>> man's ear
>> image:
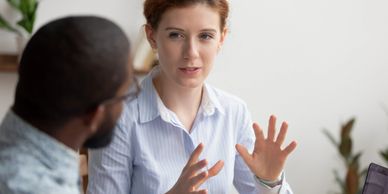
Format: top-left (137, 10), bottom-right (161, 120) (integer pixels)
top-left (145, 24), bottom-right (157, 49)
top-left (83, 105), bottom-right (106, 135)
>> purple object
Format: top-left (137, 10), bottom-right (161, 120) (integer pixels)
top-left (362, 163), bottom-right (388, 194)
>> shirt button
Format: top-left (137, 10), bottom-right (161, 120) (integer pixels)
top-left (205, 108), bottom-right (214, 115)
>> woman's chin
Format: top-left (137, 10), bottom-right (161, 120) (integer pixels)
top-left (176, 78), bottom-right (204, 89)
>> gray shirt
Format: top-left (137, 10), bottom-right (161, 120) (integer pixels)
top-left (0, 110), bottom-right (80, 194)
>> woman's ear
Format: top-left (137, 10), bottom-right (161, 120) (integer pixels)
top-left (145, 24), bottom-right (157, 49)
top-left (84, 105), bottom-right (106, 135)
top-left (218, 27), bottom-right (228, 52)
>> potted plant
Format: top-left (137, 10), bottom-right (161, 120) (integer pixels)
top-left (323, 118), bottom-right (367, 194)
top-left (0, 0), bottom-right (39, 55)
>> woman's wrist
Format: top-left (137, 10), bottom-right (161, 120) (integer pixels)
top-left (255, 175), bottom-right (282, 188)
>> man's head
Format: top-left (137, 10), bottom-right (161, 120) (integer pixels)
top-left (12, 16), bottom-right (135, 149)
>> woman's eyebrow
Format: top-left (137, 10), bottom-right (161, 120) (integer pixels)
top-left (200, 28), bottom-right (217, 33)
top-left (165, 27), bottom-right (217, 34)
top-left (165, 27), bottom-right (184, 31)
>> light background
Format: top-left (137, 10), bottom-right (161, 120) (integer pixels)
top-left (1, 1), bottom-right (388, 194)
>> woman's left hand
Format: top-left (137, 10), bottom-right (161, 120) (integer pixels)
top-left (235, 115), bottom-right (297, 181)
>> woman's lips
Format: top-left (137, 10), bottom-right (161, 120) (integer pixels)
top-left (179, 67), bottom-right (201, 75)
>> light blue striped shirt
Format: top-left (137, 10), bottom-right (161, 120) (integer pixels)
top-left (0, 111), bottom-right (81, 194)
top-left (88, 67), bottom-right (293, 194)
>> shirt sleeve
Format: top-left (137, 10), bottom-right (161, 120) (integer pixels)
top-left (233, 103), bottom-right (294, 194)
top-left (87, 111), bottom-right (133, 194)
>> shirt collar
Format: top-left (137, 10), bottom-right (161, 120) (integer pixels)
top-left (138, 66), bottom-right (225, 124)
top-left (138, 67), bottom-right (161, 123)
top-left (200, 84), bottom-right (225, 116)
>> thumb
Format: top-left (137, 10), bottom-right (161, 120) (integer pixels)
top-left (235, 144), bottom-right (252, 167)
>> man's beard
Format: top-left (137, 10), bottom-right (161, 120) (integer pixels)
top-left (83, 111), bottom-right (116, 149)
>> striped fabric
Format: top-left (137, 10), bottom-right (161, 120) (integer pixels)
top-left (87, 67), bottom-right (293, 194)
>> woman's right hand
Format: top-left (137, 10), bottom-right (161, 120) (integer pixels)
top-left (166, 143), bottom-right (224, 194)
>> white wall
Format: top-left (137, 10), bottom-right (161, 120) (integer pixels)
top-left (1, 1), bottom-right (388, 194)
top-left (211, 1), bottom-right (388, 194)
top-left (0, 0), bottom-right (144, 54)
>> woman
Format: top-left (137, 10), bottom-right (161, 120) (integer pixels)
top-left (88, 1), bottom-right (297, 194)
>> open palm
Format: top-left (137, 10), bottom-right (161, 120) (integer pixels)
top-left (236, 115), bottom-right (297, 181)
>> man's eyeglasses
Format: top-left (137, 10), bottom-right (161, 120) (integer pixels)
top-left (101, 77), bottom-right (141, 105)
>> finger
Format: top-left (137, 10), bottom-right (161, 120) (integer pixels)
top-left (191, 160), bottom-right (223, 189)
top-left (267, 115), bottom-right (277, 141)
top-left (187, 143), bottom-right (204, 166)
top-left (186, 159), bottom-right (208, 177)
top-left (275, 121), bottom-right (288, 145)
top-left (207, 160), bottom-right (224, 177)
top-left (189, 170), bottom-right (208, 189)
top-left (252, 123), bottom-right (265, 142)
top-left (192, 189), bottom-right (208, 194)
top-left (235, 144), bottom-right (252, 167)
top-left (283, 141), bottom-right (297, 156)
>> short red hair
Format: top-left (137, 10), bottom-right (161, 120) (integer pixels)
top-left (144, 0), bottom-right (229, 30)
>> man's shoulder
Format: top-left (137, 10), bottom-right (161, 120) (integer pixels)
top-left (0, 141), bottom-right (49, 178)
top-left (0, 153), bottom-right (45, 194)
top-left (0, 154), bottom-right (77, 194)
top-left (0, 175), bottom-right (74, 194)
top-left (0, 143), bottom-right (43, 176)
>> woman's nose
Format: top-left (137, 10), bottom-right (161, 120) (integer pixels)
top-left (183, 38), bottom-right (199, 60)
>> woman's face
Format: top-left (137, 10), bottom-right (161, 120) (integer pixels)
top-left (146, 4), bottom-right (227, 88)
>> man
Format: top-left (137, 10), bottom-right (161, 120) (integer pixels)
top-left (0, 16), bottom-right (137, 194)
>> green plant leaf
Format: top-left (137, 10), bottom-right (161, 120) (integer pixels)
top-left (323, 129), bottom-right (338, 147)
top-left (18, 0), bottom-right (36, 16)
top-left (7, 0), bottom-right (21, 9)
top-left (338, 118), bottom-right (356, 161)
top-left (17, 19), bottom-right (31, 33)
top-left (380, 149), bottom-right (388, 163)
top-left (359, 167), bottom-right (368, 177)
top-left (20, 0), bottom-right (37, 33)
top-left (0, 15), bottom-right (18, 33)
top-left (334, 169), bottom-right (345, 192)
top-left (339, 138), bottom-right (352, 160)
top-left (9, 0), bottom-right (39, 34)
top-left (350, 152), bottom-right (362, 169)
top-left (341, 118), bottom-right (355, 140)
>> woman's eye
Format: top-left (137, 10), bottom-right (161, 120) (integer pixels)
top-left (168, 32), bottom-right (184, 39)
top-left (199, 33), bottom-right (214, 40)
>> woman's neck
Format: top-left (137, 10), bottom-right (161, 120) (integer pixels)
top-left (153, 74), bottom-right (203, 131)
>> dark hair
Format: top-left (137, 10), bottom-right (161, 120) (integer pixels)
top-left (144, 0), bottom-right (229, 30)
top-left (13, 16), bottom-right (131, 128)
